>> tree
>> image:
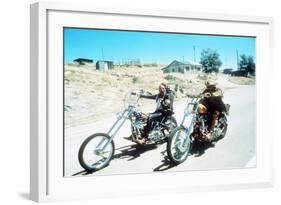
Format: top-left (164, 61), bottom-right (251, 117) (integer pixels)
top-left (239, 54), bottom-right (255, 76)
top-left (199, 49), bottom-right (222, 73)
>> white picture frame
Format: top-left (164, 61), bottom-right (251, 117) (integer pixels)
top-left (30, 2), bottom-right (274, 202)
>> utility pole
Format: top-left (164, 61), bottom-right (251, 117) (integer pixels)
top-left (102, 48), bottom-right (104, 61)
top-left (193, 46), bottom-right (196, 62)
top-left (182, 56), bottom-right (185, 72)
top-left (236, 50), bottom-right (239, 70)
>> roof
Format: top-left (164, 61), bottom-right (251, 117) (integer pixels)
top-left (96, 60), bottom-right (113, 63)
top-left (162, 60), bottom-right (202, 70)
top-left (73, 58), bottom-right (93, 62)
top-left (188, 61), bottom-right (202, 66)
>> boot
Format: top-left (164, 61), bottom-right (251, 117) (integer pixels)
top-left (136, 138), bottom-right (146, 145)
top-left (206, 131), bottom-right (214, 142)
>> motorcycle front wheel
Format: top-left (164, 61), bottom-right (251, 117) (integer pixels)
top-left (167, 126), bottom-right (191, 165)
top-left (78, 133), bottom-right (115, 172)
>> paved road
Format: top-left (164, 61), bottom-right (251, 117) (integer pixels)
top-left (64, 84), bottom-right (256, 177)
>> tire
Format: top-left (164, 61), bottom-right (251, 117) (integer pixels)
top-left (78, 133), bottom-right (115, 172)
top-left (168, 116), bottom-right (178, 129)
top-left (167, 126), bottom-right (191, 165)
top-left (215, 116), bottom-right (228, 140)
top-left (162, 116), bottom-right (178, 143)
top-left (219, 123), bottom-right (228, 139)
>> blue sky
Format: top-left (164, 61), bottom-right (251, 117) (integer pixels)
top-left (64, 28), bottom-right (256, 70)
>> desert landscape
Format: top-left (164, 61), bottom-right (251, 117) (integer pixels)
top-left (64, 63), bottom-right (255, 128)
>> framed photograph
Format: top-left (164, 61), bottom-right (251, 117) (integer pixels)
top-left (30, 2), bottom-right (274, 202)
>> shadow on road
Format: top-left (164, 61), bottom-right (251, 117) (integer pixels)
top-left (72, 166), bottom-right (111, 176)
top-left (72, 170), bottom-right (96, 176)
top-left (153, 141), bottom-right (217, 172)
top-left (72, 144), bottom-right (158, 176)
top-left (190, 141), bottom-right (216, 157)
top-left (72, 141), bottom-right (218, 176)
top-left (153, 154), bottom-right (177, 172)
top-left (113, 143), bottom-right (158, 161)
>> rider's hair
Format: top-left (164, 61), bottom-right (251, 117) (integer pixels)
top-left (159, 83), bottom-right (167, 88)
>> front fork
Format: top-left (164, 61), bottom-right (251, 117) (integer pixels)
top-left (177, 114), bottom-right (195, 152)
top-left (183, 116), bottom-right (195, 148)
top-left (96, 110), bottom-right (129, 152)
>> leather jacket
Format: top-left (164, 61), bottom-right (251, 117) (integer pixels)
top-left (140, 92), bottom-right (174, 115)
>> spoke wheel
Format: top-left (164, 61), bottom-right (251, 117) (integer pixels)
top-left (167, 126), bottom-right (191, 165)
top-left (214, 116), bottom-right (228, 141)
top-left (78, 133), bottom-right (115, 172)
top-left (166, 116), bottom-right (178, 132)
top-left (163, 116), bottom-right (178, 142)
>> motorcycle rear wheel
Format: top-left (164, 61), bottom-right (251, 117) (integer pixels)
top-left (164, 116), bottom-right (178, 140)
top-left (216, 123), bottom-right (228, 140)
top-left (166, 116), bottom-right (177, 129)
top-left (78, 133), bottom-right (115, 172)
top-left (214, 116), bottom-right (228, 141)
top-left (167, 126), bottom-right (191, 165)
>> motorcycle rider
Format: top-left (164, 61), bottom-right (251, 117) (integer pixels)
top-left (137, 83), bottom-right (174, 144)
top-left (198, 81), bottom-right (228, 141)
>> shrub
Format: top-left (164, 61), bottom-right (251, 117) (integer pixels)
top-left (132, 76), bottom-right (140, 83)
top-left (164, 75), bottom-right (177, 82)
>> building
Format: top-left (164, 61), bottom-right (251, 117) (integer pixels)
top-left (162, 60), bottom-right (202, 73)
top-left (122, 59), bottom-right (142, 67)
top-left (96, 60), bottom-right (114, 71)
top-left (230, 69), bottom-right (249, 77)
top-left (223, 68), bottom-right (233, 74)
top-left (73, 58), bottom-right (93, 65)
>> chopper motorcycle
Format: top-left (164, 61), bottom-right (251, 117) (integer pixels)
top-left (78, 91), bottom-right (177, 172)
top-left (166, 94), bottom-right (229, 165)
